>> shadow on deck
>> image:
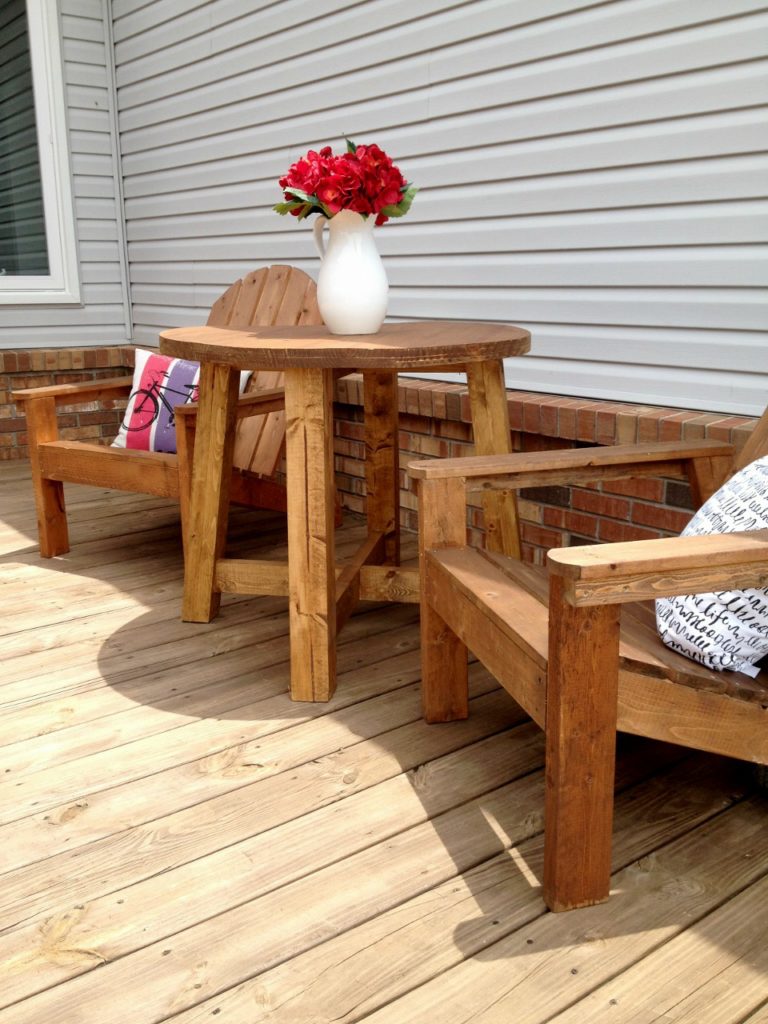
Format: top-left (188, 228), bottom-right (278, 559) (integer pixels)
top-left (1, 461), bottom-right (767, 1024)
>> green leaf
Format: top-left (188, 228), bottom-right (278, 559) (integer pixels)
top-left (283, 186), bottom-right (316, 205)
top-left (273, 200), bottom-right (304, 216)
top-left (345, 137), bottom-right (357, 154)
top-left (379, 183), bottom-right (419, 219)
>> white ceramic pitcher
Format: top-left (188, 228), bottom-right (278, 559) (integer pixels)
top-left (313, 210), bottom-right (388, 335)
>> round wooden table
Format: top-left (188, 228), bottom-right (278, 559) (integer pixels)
top-left (160, 320), bottom-right (530, 702)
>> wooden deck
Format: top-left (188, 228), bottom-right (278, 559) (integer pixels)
top-left (1, 459), bottom-right (767, 1024)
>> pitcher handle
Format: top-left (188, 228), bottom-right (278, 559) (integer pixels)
top-left (313, 216), bottom-right (327, 258)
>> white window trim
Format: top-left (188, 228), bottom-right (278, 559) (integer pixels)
top-left (1, 0), bottom-right (80, 305)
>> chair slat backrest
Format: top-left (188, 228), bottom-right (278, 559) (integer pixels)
top-left (206, 265), bottom-right (322, 477)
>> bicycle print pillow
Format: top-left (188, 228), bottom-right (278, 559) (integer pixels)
top-left (112, 349), bottom-right (250, 454)
top-left (112, 350), bottom-right (201, 453)
top-left (655, 455), bottom-right (768, 677)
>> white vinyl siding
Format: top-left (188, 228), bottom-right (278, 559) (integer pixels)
top-left (114, 0), bottom-right (768, 414)
top-left (0, 0), bottom-right (129, 345)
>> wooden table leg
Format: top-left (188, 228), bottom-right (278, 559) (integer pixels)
top-left (466, 359), bottom-right (521, 557)
top-left (284, 367), bottom-right (337, 702)
top-left (181, 361), bottom-right (240, 622)
top-left (363, 369), bottom-right (400, 564)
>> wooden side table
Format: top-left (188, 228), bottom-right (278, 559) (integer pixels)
top-left (160, 320), bottom-right (531, 702)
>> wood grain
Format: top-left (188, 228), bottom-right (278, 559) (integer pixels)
top-left (466, 358), bottom-right (520, 557)
top-left (160, 320), bottom-right (530, 370)
top-left (181, 362), bottom-right (240, 622)
top-left (407, 439), bottom-right (734, 480)
top-left (284, 367), bottom-right (337, 701)
top-left (2, 464), bottom-right (766, 1024)
top-left (544, 575), bottom-right (620, 910)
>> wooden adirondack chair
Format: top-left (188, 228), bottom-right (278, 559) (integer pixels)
top-left (13, 265), bottom-right (322, 557)
top-left (409, 411), bottom-right (768, 913)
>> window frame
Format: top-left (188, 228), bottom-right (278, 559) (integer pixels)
top-left (1, 0), bottom-right (80, 305)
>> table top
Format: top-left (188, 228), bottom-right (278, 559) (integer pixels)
top-left (159, 320), bottom-right (530, 371)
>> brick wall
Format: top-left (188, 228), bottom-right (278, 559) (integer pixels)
top-left (1, 347), bottom-right (134, 460)
top-left (3, 351), bottom-right (756, 564)
top-left (333, 374), bottom-right (756, 565)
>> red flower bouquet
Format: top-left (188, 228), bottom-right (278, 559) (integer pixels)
top-left (274, 140), bottom-right (417, 226)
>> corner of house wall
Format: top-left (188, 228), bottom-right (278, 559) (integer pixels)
top-left (101, 0), bottom-right (133, 344)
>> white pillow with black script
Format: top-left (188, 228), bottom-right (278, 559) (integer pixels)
top-left (655, 456), bottom-right (768, 678)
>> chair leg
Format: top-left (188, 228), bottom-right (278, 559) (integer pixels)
top-left (418, 477), bottom-right (469, 722)
top-left (25, 397), bottom-right (69, 557)
top-left (420, 591), bottom-right (469, 722)
top-left (544, 576), bottom-right (620, 911)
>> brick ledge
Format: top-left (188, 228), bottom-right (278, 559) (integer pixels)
top-left (335, 374), bottom-right (756, 450)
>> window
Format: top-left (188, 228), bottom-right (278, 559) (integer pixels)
top-left (0, 0), bottom-right (80, 303)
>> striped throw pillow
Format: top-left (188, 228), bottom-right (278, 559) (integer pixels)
top-left (112, 349), bottom-right (250, 454)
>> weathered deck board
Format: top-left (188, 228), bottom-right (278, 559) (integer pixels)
top-left (0, 463), bottom-right (766, 1024)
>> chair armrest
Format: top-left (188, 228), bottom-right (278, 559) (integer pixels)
top-left (12, 376), bottom-right (134, 406)
top-left (548, 528), bottom-right (768, 606)
top-left (408, 439), bottom-right (734, 491)
top-left (174, 387), bottom-right (285, 423)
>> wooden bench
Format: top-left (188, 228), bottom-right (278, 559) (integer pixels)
top-left (410, 422), bottom-right (768, 912)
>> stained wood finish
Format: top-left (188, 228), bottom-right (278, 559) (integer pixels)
top-left (24, 397), bottom-right (69, 557)
top-left (181, 363), bottom-right (240, 622)
top-left (410, 419), bottom-right (768, 912)
top-left (166, 319), bottom-right (527, 702)
top-left (206, 265), bottom-right (324, 479)
top-left (160, 320), bottom-right (530, 369)
top-left (548, 528), bottom-right (768, 605)
top-left (407, 439), bottom-right (735, 480)
top-left (363, 370), bottom-right (400, 564)
top-left (11, 375), bottom-right (134, 404)
top-left (545, 577), bottom-right (619, 910)
top-left (284, 367), bottom-right (338, 702)
top-left (14, 266), bottom-right (320, 559)
top-left (2, 466), bottom-right (767, 1024)
top-left (466, 359), bottom-right (520, 556)
top-left (419, 478), bottom-right (470, 722)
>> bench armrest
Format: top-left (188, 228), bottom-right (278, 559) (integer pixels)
top-left (408, 440), bottom-right (734, 489)
top-left (12, 376), bottom-right (134, 406)
top-left (174, 387), bottom-right (285, 423)
top-left (548, 528), bottom-right (768, 606)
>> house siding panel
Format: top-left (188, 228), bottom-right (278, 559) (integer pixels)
top-left (113, 0), bottom-right (767, 413)
top-left (0, 0), bottom-right (130, 348)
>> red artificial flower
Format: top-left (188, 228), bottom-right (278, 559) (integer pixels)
top-left (274, 141), bottom-right (416, 225)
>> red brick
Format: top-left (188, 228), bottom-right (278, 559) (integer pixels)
top-left (521, 399), bottom-right (541, 435)
top-left (705, 416), bottom-right (749, 442)
top-left (572, 489), bottom-right (631, 520)
top-left (431, 389), bottom-right (447, 420)
top-left (539, 400), bottom-right (559, 437)
top-left (637, 415), bottom-right (661, 443)
top-left (444, 389), bottom-right (463, 421)
top-left (576, 406), bottom-right (596, 441)
top-left (436, 419), bottom-right (472, 442)
top-left (598, 520), bottom-right (661, 543)
top-left (603, 476), bottom-right (665, 502)
top-left (631, 502), bottom-right (692, 534)
top-left (521, 523), bottom-right (563, 550)
top-left (595, 410), bottom-right (617, 445)
top-left (506, 399), bottom-right (523, 432)
top-left (658, 411), bottom-right (701, 441)
top-left (563, 510), bottom-right (599, 537)
top-left (542, 506), bottom-right (566, 529)
top-left (1, 416), bottom-right (27, 432)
